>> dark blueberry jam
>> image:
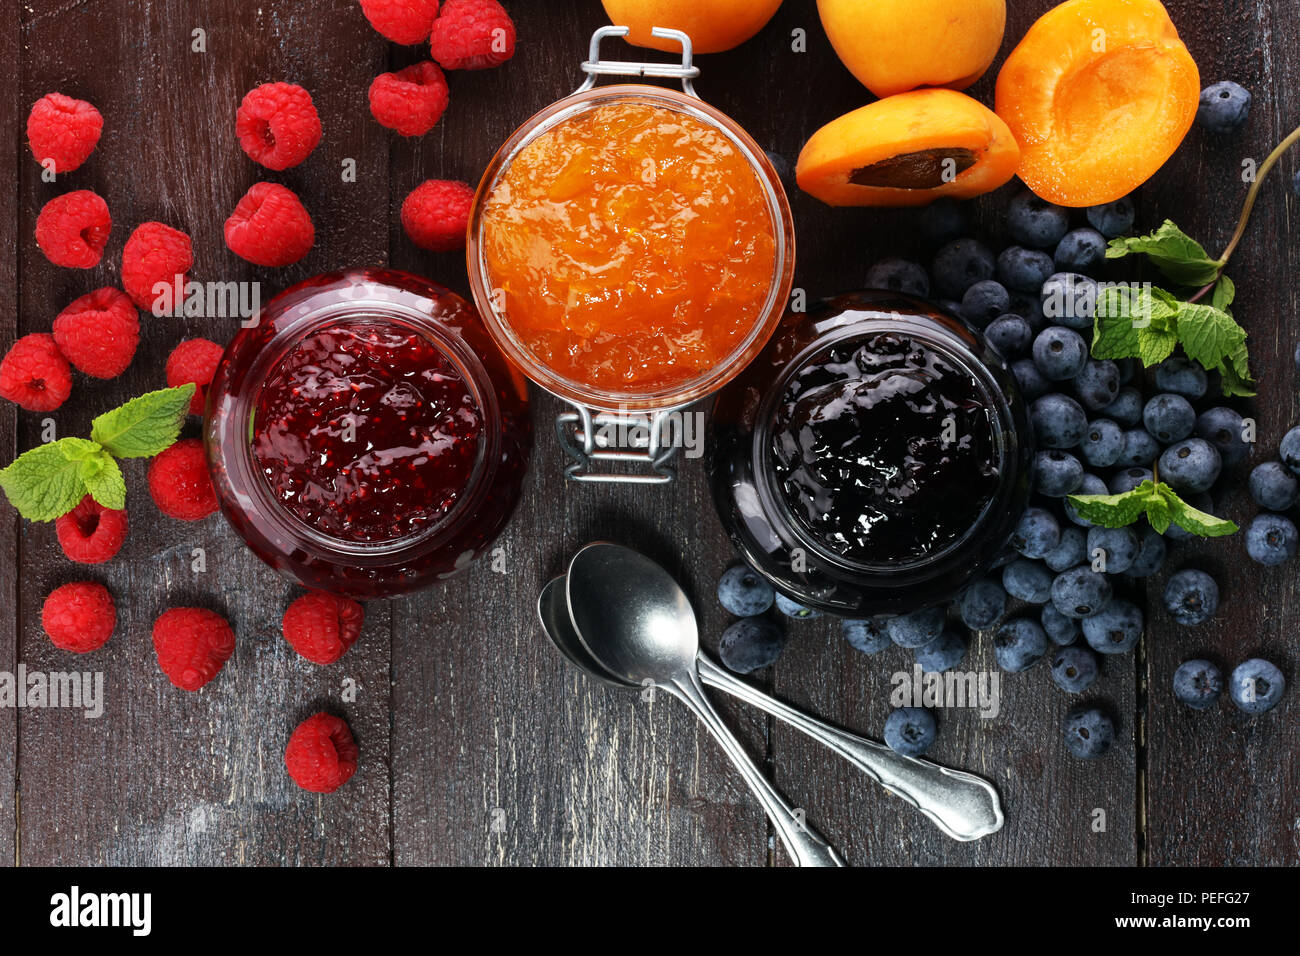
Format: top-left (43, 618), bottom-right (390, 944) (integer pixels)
top-left (251, 321), bottom-right (482, 543)
top-left (769, 331), bottom-right (1000, 564)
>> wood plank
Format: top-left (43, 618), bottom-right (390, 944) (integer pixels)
top-left (14, 0), bottom-right (393, 865)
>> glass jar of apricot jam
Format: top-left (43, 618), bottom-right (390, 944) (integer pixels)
top-left (467, 27), bottom-right (795, 482)
top-left (709, 291), bottom-right (1033, 617)
top-left (204, 269), bottom-right (532, 599)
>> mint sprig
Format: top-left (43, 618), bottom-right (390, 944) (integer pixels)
top-left (0, 384), bottom-right (195, 522)
top-left (1106, 220), bottom-right (1224, 287)
top-left (1068, 480), bottom-right (1238, 539)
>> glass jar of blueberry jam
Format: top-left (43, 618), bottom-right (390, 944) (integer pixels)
top-left (205, 269), bottom-right (531, 599)
top-left (709, 290), bottom-right (1032, 616)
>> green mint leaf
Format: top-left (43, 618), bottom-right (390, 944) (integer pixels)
top-left (1105, 220), bottom-right (1223, 287)
top-left (1219, 340), bottom-right (1257, 397)
top-left (1157, 483), bottom-right (1238, 538)
top-left (90, 384), bottom-right (196, 459)
top-left (1177, 302), bottom-right (1247, 372)
top-left (0, 438), bottom-right (98, 521)
top-left (1137, 326), bottom-right (1178, 366)
top-left (1211, 275), bottom-right (1236, 312)
top-left (1066, 485), bottom-right (1155, 529)
top-left (80, 452), bottom-right (126, 511)
top-left (1145, 494), bottom-right (1172, 534)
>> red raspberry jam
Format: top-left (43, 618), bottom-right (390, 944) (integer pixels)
top-left (205, 269), bottom-right (531, 599)
top-left (252, 322), bottom-right (483, 543)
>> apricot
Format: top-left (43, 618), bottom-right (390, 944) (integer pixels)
top-left (601, 0), bottom-right (783, 54)
top-left (796, 89), bottom-right (1021, 208)
top-left (817, 0), bottom-right (1006, 98)
top-left (995, 0), bottom-right (1200, 207)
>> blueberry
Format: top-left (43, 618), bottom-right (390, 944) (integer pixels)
top-left (1249, 461), bottom-right (1298, 511)
top-left (1044, 526), bottom-right (1088, 573)
top-left (1081, 599), bottom-right (1143, 654)
top-left (1159, 438), bottom-right (1222, 496)
top-left (1051, 646), bottom-right (1100, 693)
top-left (1007, 189), bottom-right (1070, 248)
top-left (1054, 228), bottom-right (1108, 274)
top-left (1086, 197), bottom-right (1136, 238)
top-left (1195, 406), bottom-right (1249, 467)
top-left (997, 246), bottom-right (1056, 293)
top-left (1051, 566), bottom-right (1113, 619)
top-left (1041, 602), bottom-right (1082, 645)
top-left (764, 150), bottom-right (795, 190)
top-left (1065, 473), bottom-right (1108, 527)
top-left (1163, 569), bottom-right (1219, 626)
top-left (932, 238), bottom-right (997, 298)
top-left (1143, 393), bottom-right (1196, 444)
top-left (1029, 393), bottom-right (1088, 449)
top-left (914, 627), bottom-right (968, 672)
top-left (993, 616), bottom-right (1049, 672)
top-left (865, 257), bottom-right (931, 298)
top-left (961, 279), bottom-right (1011, 328)
top-left (1002, 559), bottom-right (1054, 604)
top-left (775, 593), bottom-right (821, 620)
top-left (1007, 291), bottom-right (1047, 331)
top-left (1080, 418), bottom-right (1124, 468)
top-left (887, 605), bottom-right (946, 648)
top-left (1063, 704), bottom-right (1115, 759)
top-left (1033, 327), bottom-right (1089, 381)
top-left (1228, 658), bottom-right (1286, 715)
top-left (1173, 659), bottom-right (1224, 711)
top-left (1073, 360), bottom-right (1121, 411)
top-left (1102, 387), bottom-right (1143, 428)
top-left (1127, 527), bottom-right (1167, 578)
top-left (884, 707), bottom-right (938, 757)
top-left (935, 299), bottom-right (966, 320)
top-left (1117, 429), bottom-right (1161, 467)
top-left (1011, 357), bottom-right (1049, 400)
top-left (1086, 526), bottom-right (1140, 574)
top-left (986, 315), bottom-right (1033, 358)
top-left (1115, 358), bottom-right (1139, 386)
top-left (718, 617), bottom-right (786, 674)
top-left (919, 198), bottom-right (970, 246)
top-left (1040, 273), bottom-right (1097, 331)
top-left (1279, 426), bottom-right (1300, 475)
top-left (1198, 80), bottom-right (1252, 134)
top-left (1155, 357), bottom-right (1208, 400)
top-left (1034, 450), bottom-right (1084, 497)
top-left (717, 564), bottom-right (776, 617)
top-left (1108, 466), bottom-right (1154, 495)
top-left (1246, 512), bottom-right (1299, 566)
top-left (842, 617), bottom-right (893, 655)
top-left (1011, 506), bottom-right (1062, 559)
top-left (958, 577), bottom-right (1007, 630)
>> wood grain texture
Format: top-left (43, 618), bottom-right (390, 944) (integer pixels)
top-left (1, 0), bottom-right (1297, 867)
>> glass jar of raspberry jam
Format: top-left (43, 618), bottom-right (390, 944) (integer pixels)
top-left (709, 291), bottom-right (1033, 617)
top-left (205, 269), bottom-right (531, 599)
top-left (466, 27), bottom-right (795, 482)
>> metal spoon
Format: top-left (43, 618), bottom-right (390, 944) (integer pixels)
top-left (564, 545), bottom-right (845, 867)
top-left (557, 543), bottom-right (1005, 843)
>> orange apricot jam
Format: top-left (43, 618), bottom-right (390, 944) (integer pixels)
top-left (481, 100), bottom-right (778, 396)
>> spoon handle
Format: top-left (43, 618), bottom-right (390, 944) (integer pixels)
top-left (697, 655), bottom-right (1004, 843)
top-left (668, 671), bottom-right (846, 867)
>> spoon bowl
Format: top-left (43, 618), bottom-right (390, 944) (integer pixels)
top-left (537, 576), bottom-right (630, 688)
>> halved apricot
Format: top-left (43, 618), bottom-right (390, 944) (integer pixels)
top-left (796, 89), bottom-right (1021, 207)
top-left (995, 0), bottom-right (1200, 207)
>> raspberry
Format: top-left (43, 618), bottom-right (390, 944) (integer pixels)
top-left (152, 606), bottom-right (235, 691)
top-left (27, 93), bottom-right (103, 174)
top-left (52, 288), bottom-right (140, 379)
top-left (284, 712), bottom-right (358, 793)
top-left (400, 179), bottom-right (474, 252)
top-left (55, 496), bottom-right (129, 564)
top-left (147, 438), bottom-right (218, 521)
top-left (0, 334), bottom-right (72, 411)
top-left (368, 61), bottom-right (450, 136)
top-left (165, 338), bottom-right (225, 415)
top-left (224, 182), bottom-right (315, 267)
top-left (430, 0), bottom-right (515, 70)
top-left (122, 222), bottom-right (194, 313)
top-left (35, 190), bottom-right (111, 268)
top-left (235, 82), bottom-right (322, 171)
top-left (282, 591), bottom-right (365, 665)
top-left (359, 0), bottom-right (440, 44)
top-left (42, 582), bottom-right (116, 653)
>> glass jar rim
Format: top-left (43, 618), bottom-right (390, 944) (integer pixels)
top-left (466, 84), bottom-right (796, 413)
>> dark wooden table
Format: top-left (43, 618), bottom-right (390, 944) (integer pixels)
top-left (2, 0), bottom-right (1296, 867)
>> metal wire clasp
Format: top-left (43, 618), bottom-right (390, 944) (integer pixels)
top-left (555, 407), bottom-right (681, 484)
top-left (577, 25), bottom-right (701, 98)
